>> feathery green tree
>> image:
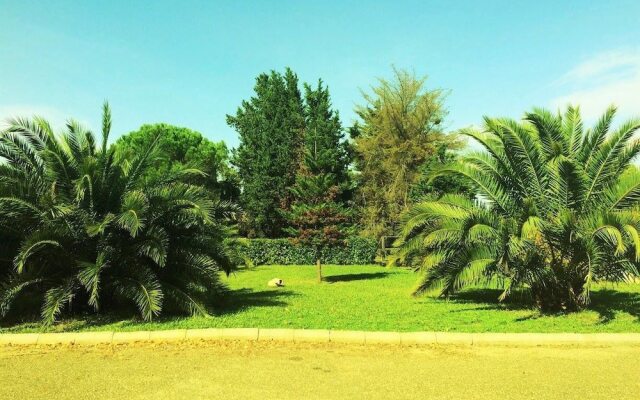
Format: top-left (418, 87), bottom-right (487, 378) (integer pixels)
top-left (394, 106), bottom-right (640, 311)
top-left (352, 67), bottom-right (457, 238)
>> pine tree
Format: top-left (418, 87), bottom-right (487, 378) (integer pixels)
top-left (287, 153), bottom-right (352, 282)
top-left (284, 80), bottom-right (354, 281)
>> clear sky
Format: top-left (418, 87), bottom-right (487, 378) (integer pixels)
top-left (1, 0), bottom-right (639, 147)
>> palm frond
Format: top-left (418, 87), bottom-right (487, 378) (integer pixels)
top-left (41, 279), bottom-right (76, 325)
top-left (101, 101), bottom-right (112, 154)
top-left (77, 254), bottom-right (108, 310)
top-left (116, 268), bottom-right (163, 321)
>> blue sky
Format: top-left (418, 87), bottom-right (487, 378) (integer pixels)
top-left (1, 0), bottom-right (639, 147)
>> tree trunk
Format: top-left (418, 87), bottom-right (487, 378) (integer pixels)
top-left (316, 258), bottom-right (322, 283)
top-left (531, 281), bottom-right (584, 312)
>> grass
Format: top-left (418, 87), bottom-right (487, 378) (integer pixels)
top-left (2, 264), bottom-right (640, 333)
top-left (1, 341), bottom-right (639, 399)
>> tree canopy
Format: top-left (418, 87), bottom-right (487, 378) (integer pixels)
top-left (352, 67), bottom-right (460, 238)
top-left (228, 68), bottom-right (305, 238)
top-left (302, 79), bottom-right (351, 194)
top-left (409, 144), bottom-right (473, 202)
top-left (228, 69), bottom-right (351, 238)
top-left (114, 123), bottom-right (239, 202)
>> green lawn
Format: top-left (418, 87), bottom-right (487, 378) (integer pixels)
top-left (2, 264), bottom-right (640, 333)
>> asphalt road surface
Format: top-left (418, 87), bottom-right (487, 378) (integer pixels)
top-left (1, 340), bottom-right (638, 399)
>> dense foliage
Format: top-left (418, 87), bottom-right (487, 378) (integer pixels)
top-left (302, 80), bottom-right (352, 196)
top-left (3, 65), bottom-right (639, 326)
top-left (287, 155), bottom-right (353, 281)
top-left (352, 68), bottom-right (460, 238)
top-left (409, 144), bottom-right (473, 202)
top-left (242, 237), bottom-right (377, 266)
top-left (0, 105), bottom-right (237, 324)
top-left (284, 80), bottom-right (354, 279)
top-left (227, 68), bottom-right (305, 237)
top-left (394, 106), bottom-right (640, 311)
top-left (115, 124), bottom-right (240, 202)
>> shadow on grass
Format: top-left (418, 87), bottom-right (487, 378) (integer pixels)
top-left (0, 288), bottom-right (296, 332)
top-left (212, 288), bottom-right (296, 316)
top-left (589, 290), bottom-right (640, 324)
top-left (0, 310), bottom-right (142, 332)
top-left (449, 289), bottom-right (534, 311)
top-left (448, 288), bottom-right (640, 324)
top-left (324, 272), bottom-right (389, 283)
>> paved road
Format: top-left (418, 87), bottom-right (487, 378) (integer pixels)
top-left (1, 341), bottom-right (638, 399)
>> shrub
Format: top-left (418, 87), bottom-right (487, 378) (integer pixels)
top-left (394, 106), bottom-right (640, 311)
top-left (242, 237), bottom-right (377, 265)
top-left (0, 104), bottom-right (237, 324)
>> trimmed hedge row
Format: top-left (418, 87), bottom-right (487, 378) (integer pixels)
top-left (241, 237), bottom-right (378, 265)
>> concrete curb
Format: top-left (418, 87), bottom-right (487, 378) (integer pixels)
top-left (1, 329), bottom-right (640, 347)
top-left (293, 329), bottom-right (330, 342)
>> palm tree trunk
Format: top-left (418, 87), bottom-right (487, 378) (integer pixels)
top-left (531, 280), bottom-right (584, 312)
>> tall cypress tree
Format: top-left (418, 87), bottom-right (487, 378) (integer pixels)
top-left (302, 80), bottom-right (351, 190)
top-left (285, 81), bottom-right (353, 280)
top-left (227, 68), bottom-right (304, 237)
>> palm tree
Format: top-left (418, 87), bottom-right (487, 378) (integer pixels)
top-left (393, 106), bottom-right (640, 311)
top-left (0, 103), bottom-right (237, 324)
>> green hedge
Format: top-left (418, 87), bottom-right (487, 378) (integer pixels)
top-left (242, 237), bottom-right (378, 265)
